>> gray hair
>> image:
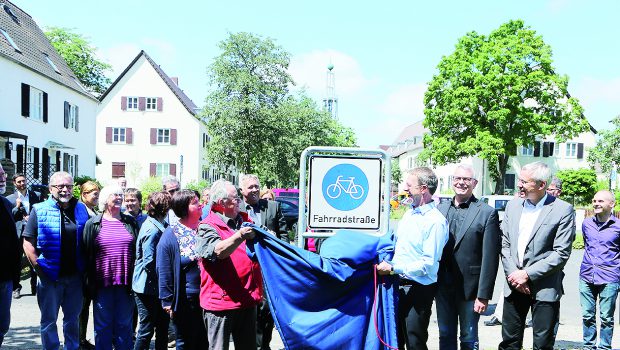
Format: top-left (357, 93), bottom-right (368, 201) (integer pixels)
top-left (410, 167), bottom-right (439, 195)
top-left (454, 163), bottom-right (477, 180)
top-left (239, 174), bottom-right (260, 188)
top-left (549, 177), bottom-right (562, 189)
top-left (210, 179), bottom-right (234, 204)
top-left (521, 161), bottom-right (551, 185)
top-left (161, 175), bottom-right (179, 190)
top-left (49, 171), bottom-right (73, 186)
top-left (99, 185), bottom-right (124, 212)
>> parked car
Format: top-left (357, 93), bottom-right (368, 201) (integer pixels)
top-left (480, 195), bottom-right (514, 222)
top-left (275, 197), bottom-right (299, 231)
top-left (434, 194), bottom-right (453, 205)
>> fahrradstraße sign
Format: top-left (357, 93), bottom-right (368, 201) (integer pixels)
top-left (308, 156), bottom-right (381, 230)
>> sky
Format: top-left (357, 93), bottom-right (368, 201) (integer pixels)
top-left (14, 0), bottom-right (620, 148)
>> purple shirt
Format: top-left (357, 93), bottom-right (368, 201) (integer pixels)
top-left (95, 218), bottom-right (135, 288)
top-left (580, 215), bottom-right (620, 284)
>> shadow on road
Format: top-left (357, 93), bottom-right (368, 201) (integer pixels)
top-left (554, 339), bottom-right (583, 349)
top-left (3, 325), bottom-right (41, 349)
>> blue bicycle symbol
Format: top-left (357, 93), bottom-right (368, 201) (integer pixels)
top-left (326, 176), bottom-right (365, 200)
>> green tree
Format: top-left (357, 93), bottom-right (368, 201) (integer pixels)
top-left (391, 159), bottom-right (402, 190)
top-left (588, 115), bottom-right (620, 177)
top-left (421, 20), bottom-right (589, 194)
top-left (555, 168), bottom-right (597, 206)
top-left (45, 27), bottom-right (112, 95)
top-left (139, 176), bottom-right (163, 207)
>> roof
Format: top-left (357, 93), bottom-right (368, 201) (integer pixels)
top-left (0, 0), bottom-right (96, 100)
top-left (99, 50), bottom-right (198, 115)
top-left (392, 120), bottom-right (428, 144)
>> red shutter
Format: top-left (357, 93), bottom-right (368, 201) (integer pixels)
top-left (150, 163), bottom-right (156, 177)
top-left (150, 128), bottom-right (157, 144)
top-left (138, 97), bottom-right (146, 111)
top-left (112, 162), bottom-right (126, 178)
top-left (171, 129), bottom-right (177, 145)
top-left (170, 163), bottom-right (176, 176)
top-left (121, 96), bottom-right (127, 111)
top-left (126, 128), bottom-right (133, 144)
top-left (106, 127), bottom-right (112, 143)
top-left (157, 97), bottom-right (163, 112)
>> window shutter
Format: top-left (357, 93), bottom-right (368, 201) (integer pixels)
top-left (16, 144), bottom-right (24, 172)
top-left (150, 163), bottom-right (156, 177)
top-left (21, 83), bottom-right (30, 117)
top-left (74, 154), bottom-right (78, 177)
top-left (75, 106), bottom-right (79, 132)
top-left (171, 129), bottom-right (177, 145)
top-left (55, 151), bottom-right (61, 171)
top-left (542, 142), bottom-right (549, 157)
top-left (42, 92), bottom-right (48, 123)
top-left (577, 143), bottom-right (584, 159)
top-left (3, 143), bottom-right (9, 159)
top-left (170, 163), bottom-right (176, 176)
top-left (150, 128), bottom-right (156, 144)
top-left (138, 97), bottom-right (146, 111)
top-left (112, 162), bottom-right (126, 178)
top-left (42, 148), bottom-right (49, 183)
top-left (64, 101), bottom-right (70, 128)
top-left (548, 142), bottom-right (555, 156)
top-left (106, 127), bottom-right (112, 143)
top-left (33, 147), bottom-right (40, 178)
top-left (157, 97), bottom-right (163, 111)
top-left (63, 153), bottom-right (69, 171)
top-left (533, 142), bottom-right (540, 157)
top-left (121, 96), bottom-right (127, 111)
top-left (126, 128), bottom-right (133, 144)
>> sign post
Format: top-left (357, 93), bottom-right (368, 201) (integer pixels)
top-left (297, 147), bottom-right (391, 248)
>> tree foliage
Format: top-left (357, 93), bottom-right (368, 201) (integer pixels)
top-left (202, 32), bottom-right (356, 187)
top-left (555, 168), bottom-right (597, 207)
top-left (45, 27), bottom-right (112, 95)
top-left (588, 115), bottom-right (620, 174)
top-left (391, 159), bottom-right (402, 189)
top-left (421, 20), bottom-right (589, 194)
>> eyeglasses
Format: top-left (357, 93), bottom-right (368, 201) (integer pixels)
top-left (452, 176), bottom-right (475, 184)
top-left (166, 188), bottom-right (179, 194)
top-left (228, 196), bottom-right (241, 202)
top-left (51, 184), bottom-right (74, 190)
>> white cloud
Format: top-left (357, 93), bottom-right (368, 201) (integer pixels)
top-left (378, 84), bottom-right (427, 119)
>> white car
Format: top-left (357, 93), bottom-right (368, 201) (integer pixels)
top-left (480, 195), bottom-right (514, 223)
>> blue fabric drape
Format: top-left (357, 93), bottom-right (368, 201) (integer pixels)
top-left (246, 224), bottom-right (398, 350)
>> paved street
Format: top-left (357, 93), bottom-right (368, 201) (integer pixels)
top-left (3, 249), bottom-right (618, 349)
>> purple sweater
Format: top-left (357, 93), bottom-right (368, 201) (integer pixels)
top-left (95, 218), bottom-right (135, 287)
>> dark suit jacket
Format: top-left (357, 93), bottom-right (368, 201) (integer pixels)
top-left (437, 196), bottom-right (501, 301)
top-left (0, 196), bottom-right (20, 284)
top-left (241, 199), bottom-right (288, 241)
top-left (501, 195), bottom-right (575, 302)
top-left (6, 190), bottom-right (42, 237)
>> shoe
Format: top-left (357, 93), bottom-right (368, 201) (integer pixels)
top-left (80, 340), bottom-right (95, 350)
top-left (484, 316), bottom-right (501, 326)
top-left (525, 318), bottom-right (532, 328)
top-left (12, 289), bottom-right (21, 299)
top-left (168, 340), bottom-right (176, 348)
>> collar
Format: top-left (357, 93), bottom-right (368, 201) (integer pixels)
top-left (451, 195), bottom-right (476, 208)
top-left (146, 216), bottom-right (167, 232)
top-left (412, 200), bottom-right (437, 214)
top-left (524, 194), bottom-right (547, 209)
top-left (594, 214), bottom-right (617, 227)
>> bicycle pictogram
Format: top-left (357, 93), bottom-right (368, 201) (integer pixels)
top-left (326, 175), bottom-right (365, 200)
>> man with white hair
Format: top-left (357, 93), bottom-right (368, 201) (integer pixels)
top-left (22, 171), bottom-right (90, 350)
top-left (499, 161), bottom-right (575, 350)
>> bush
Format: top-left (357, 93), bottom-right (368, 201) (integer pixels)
top-left (390, 205), bottom-right (407, 220)
top-left (572, 232), bottom-right (584, 249)
top-left (139, 176), bottom-right (163, 207)
top-left (556, 169), bottom-right (597, 207)
top-left (185, 179), bottom-right (210, 193)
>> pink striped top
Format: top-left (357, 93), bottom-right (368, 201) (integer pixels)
top-left (95, 218), bottom-right (134, 288)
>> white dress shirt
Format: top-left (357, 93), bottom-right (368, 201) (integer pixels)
top-left (517, 194), bottom-right (548, 266)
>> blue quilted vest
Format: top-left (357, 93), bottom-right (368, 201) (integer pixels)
top-left (34, 198), bottom-right (89, 281)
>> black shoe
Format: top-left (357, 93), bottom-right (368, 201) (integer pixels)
top-left (484, 316), bottom-right (502, 326)
top-left (80, 340), bottom-right (95, 350)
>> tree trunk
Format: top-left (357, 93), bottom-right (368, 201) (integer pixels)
top-left (493, 155), bottom-right (510, 194)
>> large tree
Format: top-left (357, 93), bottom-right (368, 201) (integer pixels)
top-left (421, 20), bottom-right (589, 193)
top-left (44, 27), bottom-right (112, 95)
top-left (588, 115), bottom-right (620, 176)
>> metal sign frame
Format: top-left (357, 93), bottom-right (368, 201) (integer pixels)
top-left (297, 146), bottom-right (391, 248)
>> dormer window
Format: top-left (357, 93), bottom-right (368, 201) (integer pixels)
top-left (43, 53), bottom-right (61, 74)
top-left (0, 28), bottom-right (20, 52)
top-left (3, 4), bottom-right (19, 24)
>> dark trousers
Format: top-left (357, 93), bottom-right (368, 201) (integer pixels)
top-left (203, 307), bottom-right (257, 350)
top-left (134, 293), bottom-right (170, 350)
top-left (174, 295), bottom-right (208, 350)
top-left (498, 292), bottom-right (560, 350)
top-left (14, 251), bottom-right (37, 293)
top-left (79, 294), bottom-right (92, 343)
top-left (256, 298), bottom-right (274, 350)
top-left (398, 281), bottom-right (438, 350)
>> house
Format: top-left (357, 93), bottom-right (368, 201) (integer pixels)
top-left (387, 120), bottom-right (597, 196)
top-left (0, 0), bottom-right (99, 186)
top-left (96, 50), bottom-right (234, 187)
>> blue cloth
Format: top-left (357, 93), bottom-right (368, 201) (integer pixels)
top-left (93, 285), bottom-right (134, 350)
top-left (580, 280), bottom-right (619, 350)
top-left (156, 227), bottom-right (181, 311)
top-left (0, 280), bottom-right (11, 346)
top-left (391, 201), bottom-right (448, 285)
top-left (246, 225), bottom-right (398, 350)
top-left (133, 216), bottom-right (168, 295)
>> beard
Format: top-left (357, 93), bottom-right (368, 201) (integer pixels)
top-left (55, 194), bottom-right (72, 203)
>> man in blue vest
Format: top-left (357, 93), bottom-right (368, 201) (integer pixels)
top-left (23, 171), bottom-right (90, 350)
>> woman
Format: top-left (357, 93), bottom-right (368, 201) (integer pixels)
top-left (83, 185), bottom-right (139, 350)
top-left (133, 191), bottom-right (171, 350)
top-left (260, 188), bottom-right (275, 201)
top-left (156, 190), bottom-right (207, 350)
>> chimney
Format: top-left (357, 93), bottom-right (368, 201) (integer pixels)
top-left (171, 77), bottom-right (179, 86)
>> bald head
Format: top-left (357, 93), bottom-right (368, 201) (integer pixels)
top-left (592, 190), bottom-right (616, 220)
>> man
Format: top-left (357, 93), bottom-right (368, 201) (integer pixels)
top-left (162, 176), bottom-right (180, 226)
top-left (377, 167), bottom-right (449, 350)
top-left (0, 164), bottom-right (21, 347)
top-left (117, 177), bottom-right (127, 191)
top-left (579, 190), bottom-right (620, 350)
top-left (499, 161), bottom-right (575, 350)
top-left (239, 174), bottom-right (287, 350)
top-left (546, 177), bottom-right (562, 198)
top-left (196, 179), bottom-right (262, 350)
top-left (22, 171), bottom-right (90, 350)
top-left (6, 173), bottom-right (42, 298)
top-left (201, 186), bottom-right (211, 219)
top-left (123, 187), bottom-right (147, 228)
top-left (436, 164), bottom-right (501, 350)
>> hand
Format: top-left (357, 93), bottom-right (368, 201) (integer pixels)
top-left (163, 306), bottom-right (174, 319)
top-left (15, 198), bottom-right (21, 208)
top-left (507, 270), bottom-right (529, 287)
top-left (376, 261), bottom-right (393, 276)
top-left (473, 298), bottom-right (488, 314)
top-left (515, 284), bottom-right (531, 295)
top-left (238, 227), bottom-right (255, 240)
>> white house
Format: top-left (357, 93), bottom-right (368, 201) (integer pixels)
top-left (96, 50), bottom-right (233, 187)
top-left (0, 0), bottom-right (98, 185)
top-left (386, 120), bottom-right (597, 196)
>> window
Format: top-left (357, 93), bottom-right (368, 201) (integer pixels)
top-left (554, 143), bottom-right (561, 157)
top-left (504, 174), bottom-right (516, 190)
top-left (43, 53), bottom-right (61, 74)
top-left (0, 28), bottom-right (20, 52)
top-left (565, 143), bottom-right (577, 157)
top-left (157, 129), bottom-right (170, 144)
top-left (146, 97), bottom-right (157, 111)
top-left (202, 133), bottom-right (210, 148)
top-left (112, 162), bottom-right (126, 178)
top-left (202, 167), bottom-right (209, 180)
top-left (26, 146), bottom-right (33, 163)
top-left (156, 163), bottom-right (170, 177)
top-left (127, 97), bottom-right (138, 111)
top-left (68, 105), bottom-right (77, 129)
top-left (67, 155), bottom-right (75, 176)
top-left (407, 156), bottom-right (414, 169)
top-left (29, 87), bottom-right (43, 121)
top-left (113, 128), bottom-right (126, 143)
top-left (521, 145), bottom-right (534, 156)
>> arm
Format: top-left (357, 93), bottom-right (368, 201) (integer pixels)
top-left (393, 218), bottom-right (448, 277)
top-left (500, 205), bottom-right (519, 277)
top-left (477, 209), bottom-right (501, 300)
top-left (195, 223), bottom-right (255, 261)
top-left (140, 227), bottom-right (160, 276)
top-left (156, 231), bottom-right (174, 310)
top-left (22, 208), bottom-right (41, 275)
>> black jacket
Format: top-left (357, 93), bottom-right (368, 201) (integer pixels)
top-left (6, 190), bottom-right (42, 237)
top-left (0, 196), bottom-right (20, 284)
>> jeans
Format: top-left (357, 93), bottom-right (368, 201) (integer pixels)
top-left (134, 293), bottom-right (169, 350)
top-left (435, 280), bottom-right (479, 350)
top-left (0, 280), bottom-right (12, 346)
top-left (93, 286), bottom-right (134, 350)
top-left (580, 280), bottom-right (619, 350)
top-left (37, 273), bottom-right (84, 350)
